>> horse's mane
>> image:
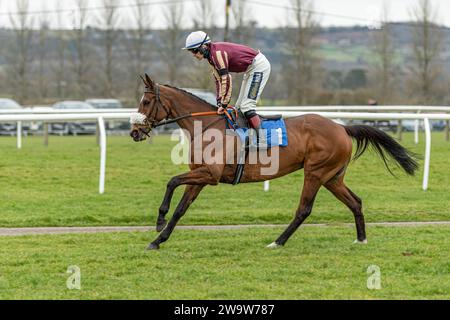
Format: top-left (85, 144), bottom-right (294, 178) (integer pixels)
top-left (163, 84), bottom-right (217, 110)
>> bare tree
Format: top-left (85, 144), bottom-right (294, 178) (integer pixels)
top-left (408, 0), bottom-right (443, 105)
top-left (71, 0), bottom-right (90, 99)
top-left (281, 0), bottom-right (322, 105)
top-left (54, 1), bottom-right (68, 99)
top-left (371, 2), bottom-right (395, 104)
top-left (160, 2), bottom-right (185, 85)
top-left (232, 0), bottom-right (257, 45)
top-left (37, 4), bottom-right (50, 102)
top-left (8, 0), bottom-right (34, 104)
top-left (192, 0), bottom-right (217, 35)
top-left (189, 0), bottom-right (218, 90)
top-left (98, 0), bottom-right (121, 97)
top-left (127, 0), bottom-right (152, 102)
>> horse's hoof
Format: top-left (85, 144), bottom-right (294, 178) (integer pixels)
top-left (146, 243), bottom-right (160, 250)
top-left (353, 239), bottom-right (368, 244)
top-left (156, 219), bottom-right (167, 232)
top-left (266, 242), bottom-right (282, 249)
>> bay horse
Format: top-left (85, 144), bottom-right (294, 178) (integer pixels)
top-left (130, 74), bottom-right (419, 250)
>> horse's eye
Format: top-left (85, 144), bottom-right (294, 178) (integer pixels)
top-left (143, 100), bottom-right (150, 106)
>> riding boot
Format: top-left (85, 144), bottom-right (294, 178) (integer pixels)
top-left (244, 110), bottom-right (263, 149)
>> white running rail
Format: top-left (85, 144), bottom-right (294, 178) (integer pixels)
top-left (1, 110), bottom-right (450, 193)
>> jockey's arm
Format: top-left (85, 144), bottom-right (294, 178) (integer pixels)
top-left (211, 67), bottom-right (222, 106)
top-left (210, 50), bottom-right (232, 109)
top-left (218, 68), bottom-right (232, 108)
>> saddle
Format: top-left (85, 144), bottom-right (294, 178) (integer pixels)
top-left (260, 114), bottom-right (282, 121)
top-left (225, 110), bottom-right (283, 185)
top-left (229, 110), bottom-right (282, 128)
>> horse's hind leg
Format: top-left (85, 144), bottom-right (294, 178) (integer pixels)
top-left (268, 174), bottom-right (322, 248)
top-left (324, 178), bottom-right (367, 244)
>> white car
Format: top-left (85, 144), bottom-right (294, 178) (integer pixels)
top-left (0, 98), bottom-right (24, 135)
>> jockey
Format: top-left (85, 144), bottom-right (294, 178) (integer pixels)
top-left (182, 30), bottom-right (271, 131)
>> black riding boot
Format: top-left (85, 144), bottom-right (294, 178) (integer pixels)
top-left (244, 110), bottom-right (263, 149)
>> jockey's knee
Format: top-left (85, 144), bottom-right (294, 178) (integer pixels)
top-left (239, 102), bottom-right (257, 114)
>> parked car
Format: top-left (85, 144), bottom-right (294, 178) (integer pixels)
top-left (0, 98), bottom-right (35, 135)
top-left (390, 119), bottom-right (445, 132)
top-left (352, 119), bottom-right (445, 133)
top-left (85, 99), bottom-right (123, 109)
top-left (50, 101), bottom-right (97, 135)
top-left (0, 98), bottom-right (22, 111)
top-left (430, 120), bottom-right (445, 131)
top-left (86, 99), bottom-right (129, 131)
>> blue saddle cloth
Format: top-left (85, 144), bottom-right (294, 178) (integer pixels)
top-left (234, 119), bottom-right (288, 147)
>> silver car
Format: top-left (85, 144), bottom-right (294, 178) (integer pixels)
top-left (86, 99), bottom-right (128, 130)
top-left (50, 101), bottom-right (97, 135)
top-left (85, 99), bottom-right (123, 109)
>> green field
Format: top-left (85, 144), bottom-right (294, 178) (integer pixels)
top-left (0, 132), bottom-right (449, 300)
top-left (318, 44), bottom-right (404, 65)
top-left (0, 226), bottom-right (449, 299)
top-left (0, 133), bottom-right (449, 228)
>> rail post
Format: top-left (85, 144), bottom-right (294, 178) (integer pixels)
top-left (43, 123), bottom-right (49, 146)
top-left (423, 118), bottom-right (431, 191)
top-left (17, 121), bottom-right (22, 149)
top-left (98, 117), bottom-right (107, 194)
top-left (445, 119), bottom-right (449, 142)
top-left (397, 119), bottom-right (402, 141)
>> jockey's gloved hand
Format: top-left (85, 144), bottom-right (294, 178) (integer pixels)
top-left (217, 103), bottom-right (228, 114)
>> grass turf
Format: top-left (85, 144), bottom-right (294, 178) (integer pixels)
top-left (0, 225), bottom-right (449, 299)
top-left (0, 132), bottom-right (449, 228)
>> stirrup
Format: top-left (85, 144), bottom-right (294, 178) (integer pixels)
top-left (232, 136), bottom-right (248, 185)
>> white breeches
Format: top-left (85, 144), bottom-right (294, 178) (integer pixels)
top-left (235, 52), bottom-right (271, 114)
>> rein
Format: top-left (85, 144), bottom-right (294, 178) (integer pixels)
top-left (152, 110), bottom-right (219, 128)
top-left (143, 83), bottom-right (236, 130)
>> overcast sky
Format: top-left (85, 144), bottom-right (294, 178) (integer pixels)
top-left (0, 0), bottom-right (448, 29)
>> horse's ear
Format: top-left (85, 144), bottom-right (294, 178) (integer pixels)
top-left (144, 73), bottom-right (155, 91)
top-left (140, 75), bottom-right (147, 86)
top-left (139, 75), bottom-right (147, 86)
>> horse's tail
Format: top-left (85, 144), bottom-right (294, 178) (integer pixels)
top-left (344, 125), bottom-right (419, 176)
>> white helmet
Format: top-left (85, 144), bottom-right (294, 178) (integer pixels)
top-left (182, 31), bottom-right (211, 50)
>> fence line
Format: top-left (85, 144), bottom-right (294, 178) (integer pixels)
top-left (1, 105), bottom-right (450, 114)
top-left (1, 110), bottom-right (450, 193)
top-left (257, 105), bottom-right (450, 112)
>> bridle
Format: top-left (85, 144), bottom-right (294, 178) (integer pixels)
top-left (144, 84), bottom-right (172, 127)
top-left (136, 83), bottom-right (234, 138)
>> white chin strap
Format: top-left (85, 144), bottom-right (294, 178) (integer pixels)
top-left (130, 112), bottom-right (147, 125)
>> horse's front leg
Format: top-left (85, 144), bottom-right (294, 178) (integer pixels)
top-left (156, 166), bottom-right (222, 232)
top-left (156, 179), bottom-right (179, 232)
top-left (149, 184), bottom-right (205, 250)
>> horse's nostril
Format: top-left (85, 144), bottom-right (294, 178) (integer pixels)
top-left (130, 130), bottom-right (139, 139)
